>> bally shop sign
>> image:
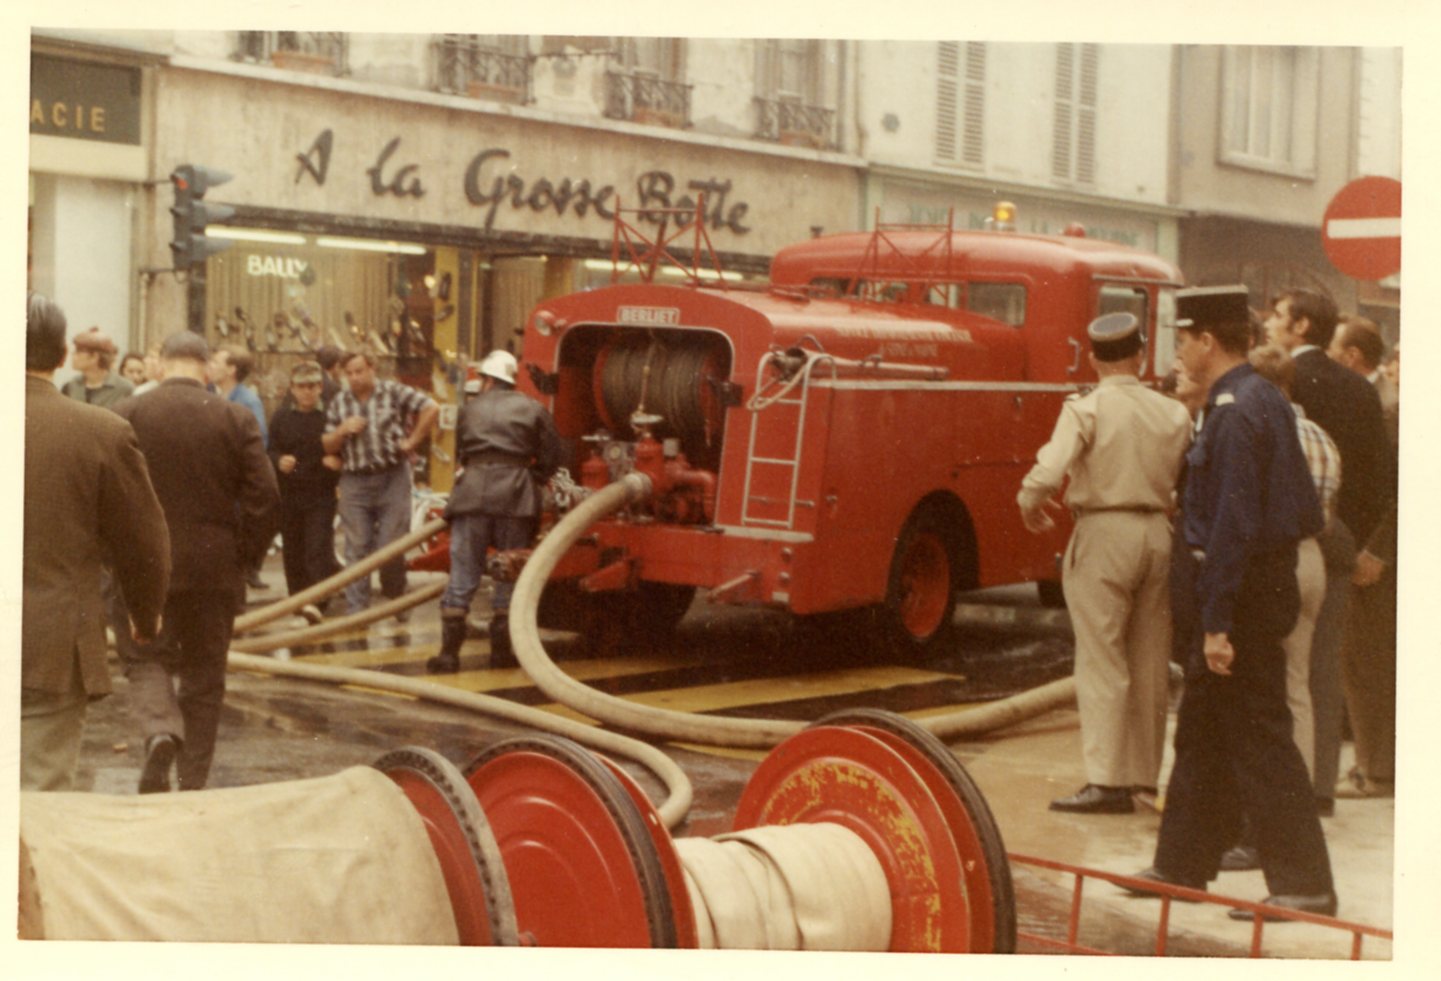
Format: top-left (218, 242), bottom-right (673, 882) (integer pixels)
top-left (30, 54), bottom-right (142, 146)
top-left (294, 129), bottom-right (752, 236)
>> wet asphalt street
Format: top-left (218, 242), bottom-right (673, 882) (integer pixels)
top-left (55, 563), bottom-right (1394, 959)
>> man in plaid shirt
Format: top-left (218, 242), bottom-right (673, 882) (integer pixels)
top-left (323, 352), bottom-right (439, 615)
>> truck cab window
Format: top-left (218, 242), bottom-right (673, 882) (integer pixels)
top-left (967, 282), bottom-right (1026, 326)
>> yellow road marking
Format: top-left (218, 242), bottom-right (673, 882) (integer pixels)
top-left (338, 683), bottom-right (418, 701)
top-left (902, 702), bottom-right (990, 721)
top-left (540, 665), bottom-right (961, 714)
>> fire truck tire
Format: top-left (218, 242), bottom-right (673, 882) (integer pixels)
top-left (882, 509), bottom-right (962, 656)
top-left (1036, 580), bottom-right (1066, 609)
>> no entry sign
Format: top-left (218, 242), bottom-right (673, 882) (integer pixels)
top-left (1321, 176), bottom-right (1401, 281)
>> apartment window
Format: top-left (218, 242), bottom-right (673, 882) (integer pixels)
top-left (434, 35), bottom-right (531, 103)
top-left (1219, 46), bottom-right (1320, 177)
top-left (936, 41), bottom-right (986, 167)
top-left (236, 32), bottom-right (348, 76)
top-left (755, 40), bottom-right (835, 150)
top-left (606, 38), bottom-right (690, 127)
top-left (1052, 42), bottom-right (1097, 185)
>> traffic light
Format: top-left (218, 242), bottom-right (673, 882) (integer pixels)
top-left (169, 164), bottom-right (235, 272)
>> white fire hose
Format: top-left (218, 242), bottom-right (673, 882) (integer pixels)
top-left (227, 519), bottom-right (693, 826)
top-left (508, 473), bottom-right (1077, 749)
top-left (230, 476), bottom-right (1076, 827)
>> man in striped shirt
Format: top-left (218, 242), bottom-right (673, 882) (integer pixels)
top-left (323, 352), bottom-right (439, 615)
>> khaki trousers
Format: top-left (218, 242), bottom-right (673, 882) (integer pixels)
top-left (1282, 537), bottom-right (1325, 779)
top-left (20, 665), bottom-right (89, 792)
top-left (1062, 511), bottom-right (1174, 788)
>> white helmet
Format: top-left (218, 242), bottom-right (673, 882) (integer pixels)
top-left (477, 350), bottom-right (518, 385)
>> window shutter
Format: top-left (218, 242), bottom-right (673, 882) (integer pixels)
top-left (1076, 44), bottom-right (1098, 184)
top-left (962, 42), bottom-right (986, 166)
top-left (936, 41), bottom-right (960, 161)
top-left (1051, 43), bottom-right (1075, 180)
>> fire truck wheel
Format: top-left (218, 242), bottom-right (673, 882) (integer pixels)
top-left (1036, 580), bottom-right (1066, 608)
top-left (882, 509), bottom-right (961, 656)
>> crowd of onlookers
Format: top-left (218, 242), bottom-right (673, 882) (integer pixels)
top-left (21, 294), bottom-right (440, 797)
top-left (1020, 285), bottom-right (1397, 923)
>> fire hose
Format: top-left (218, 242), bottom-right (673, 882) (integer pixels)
top-left (229, 476), bottom-right (1076, 826)
top-left (508, 473), bottom-right (1077, 749)
top-left (226, 519), bottom-right (693, 827)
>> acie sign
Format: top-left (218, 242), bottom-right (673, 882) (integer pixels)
top-left (1321, 176), bottom-right (1401, 281)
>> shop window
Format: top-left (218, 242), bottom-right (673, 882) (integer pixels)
top-left (1052, 42), bottom-right (1098, 186)
top-left (605, 38), bottom-right (690, 128)
top-left (1219, 46), bottom-right (1319, 178)
top-left (236, 32), bottom-right (348, 76)
top-left (754, 40), bottom-right (835, 150)
top-left (434, 34), bottom-right (531, 103)
top-left (201, 236), bottom-right (435, 426)
top-left (936, 41), bottom-right (986, 168)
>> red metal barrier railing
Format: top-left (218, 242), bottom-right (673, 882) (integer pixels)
top-left (1009, 852), bottom-right (1392, 959)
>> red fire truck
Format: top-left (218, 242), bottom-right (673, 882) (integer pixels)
top-left (513, 205), bottom-right (1183, 654)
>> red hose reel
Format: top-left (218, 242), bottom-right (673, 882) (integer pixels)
top-left (375, 709), bottom-right (1014, 951)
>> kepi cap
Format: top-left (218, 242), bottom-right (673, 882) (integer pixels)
top-left (1176, 285), bottom-right (1249, 331)
top-left (1086, 311), bottom-right (1144, 361)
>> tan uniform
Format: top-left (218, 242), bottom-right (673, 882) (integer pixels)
top-left (1018, 374), bottom-right (1192, 788)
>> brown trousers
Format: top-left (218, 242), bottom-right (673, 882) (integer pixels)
top-left (1341, 569), bottom-right (1397, 783)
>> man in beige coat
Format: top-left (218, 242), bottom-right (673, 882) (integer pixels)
top-left (1018, 312), bottom-right (1192, 814)
top-left (22, 292), bottom-right (170, 790)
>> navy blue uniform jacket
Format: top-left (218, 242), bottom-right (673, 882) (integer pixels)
top-left (1183, 363), bottom-right (1323, 635)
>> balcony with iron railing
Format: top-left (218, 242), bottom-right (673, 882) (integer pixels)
top-left (434, 37), bottom-right (531, 104)
top-left (604, 71), bottom-right (692, 128)
top-left (236, 31), bottom-right (348, 76)
top-left (754, 97), bottom-right (836, 150)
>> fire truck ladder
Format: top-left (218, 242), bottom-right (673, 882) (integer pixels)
top-left (740, 347), bottom-right (835, 530)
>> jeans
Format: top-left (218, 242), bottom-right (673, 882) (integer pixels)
top-left (338, 464), bottom-right (412, 613)
top-left (440, 512), bottom-right (533, 615)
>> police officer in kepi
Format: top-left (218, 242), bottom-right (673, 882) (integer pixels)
top-left (427, 350), bottom-right (563, 673)
top-left (1018, 311), bottom-right (1192, 815)
top-left (1127, 285), bottom-right (1338, 922)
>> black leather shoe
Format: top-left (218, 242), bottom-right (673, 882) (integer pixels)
top-left (1120, 866), bottom-right (1207, 901)
top-left (1050, 784), bottom-right (1134, 814)
top-left (1227, 892), bottom-right (1337, 921)
top-left (138, 733), bottom-right (180, 794)
top-left (1219, 844), bottom-right (1260, 871)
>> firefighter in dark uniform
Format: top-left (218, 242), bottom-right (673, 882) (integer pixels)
top-left (427, 351), bottom-right (563, 673)
top-left (1128, 286), bottom-right (1337, 921)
